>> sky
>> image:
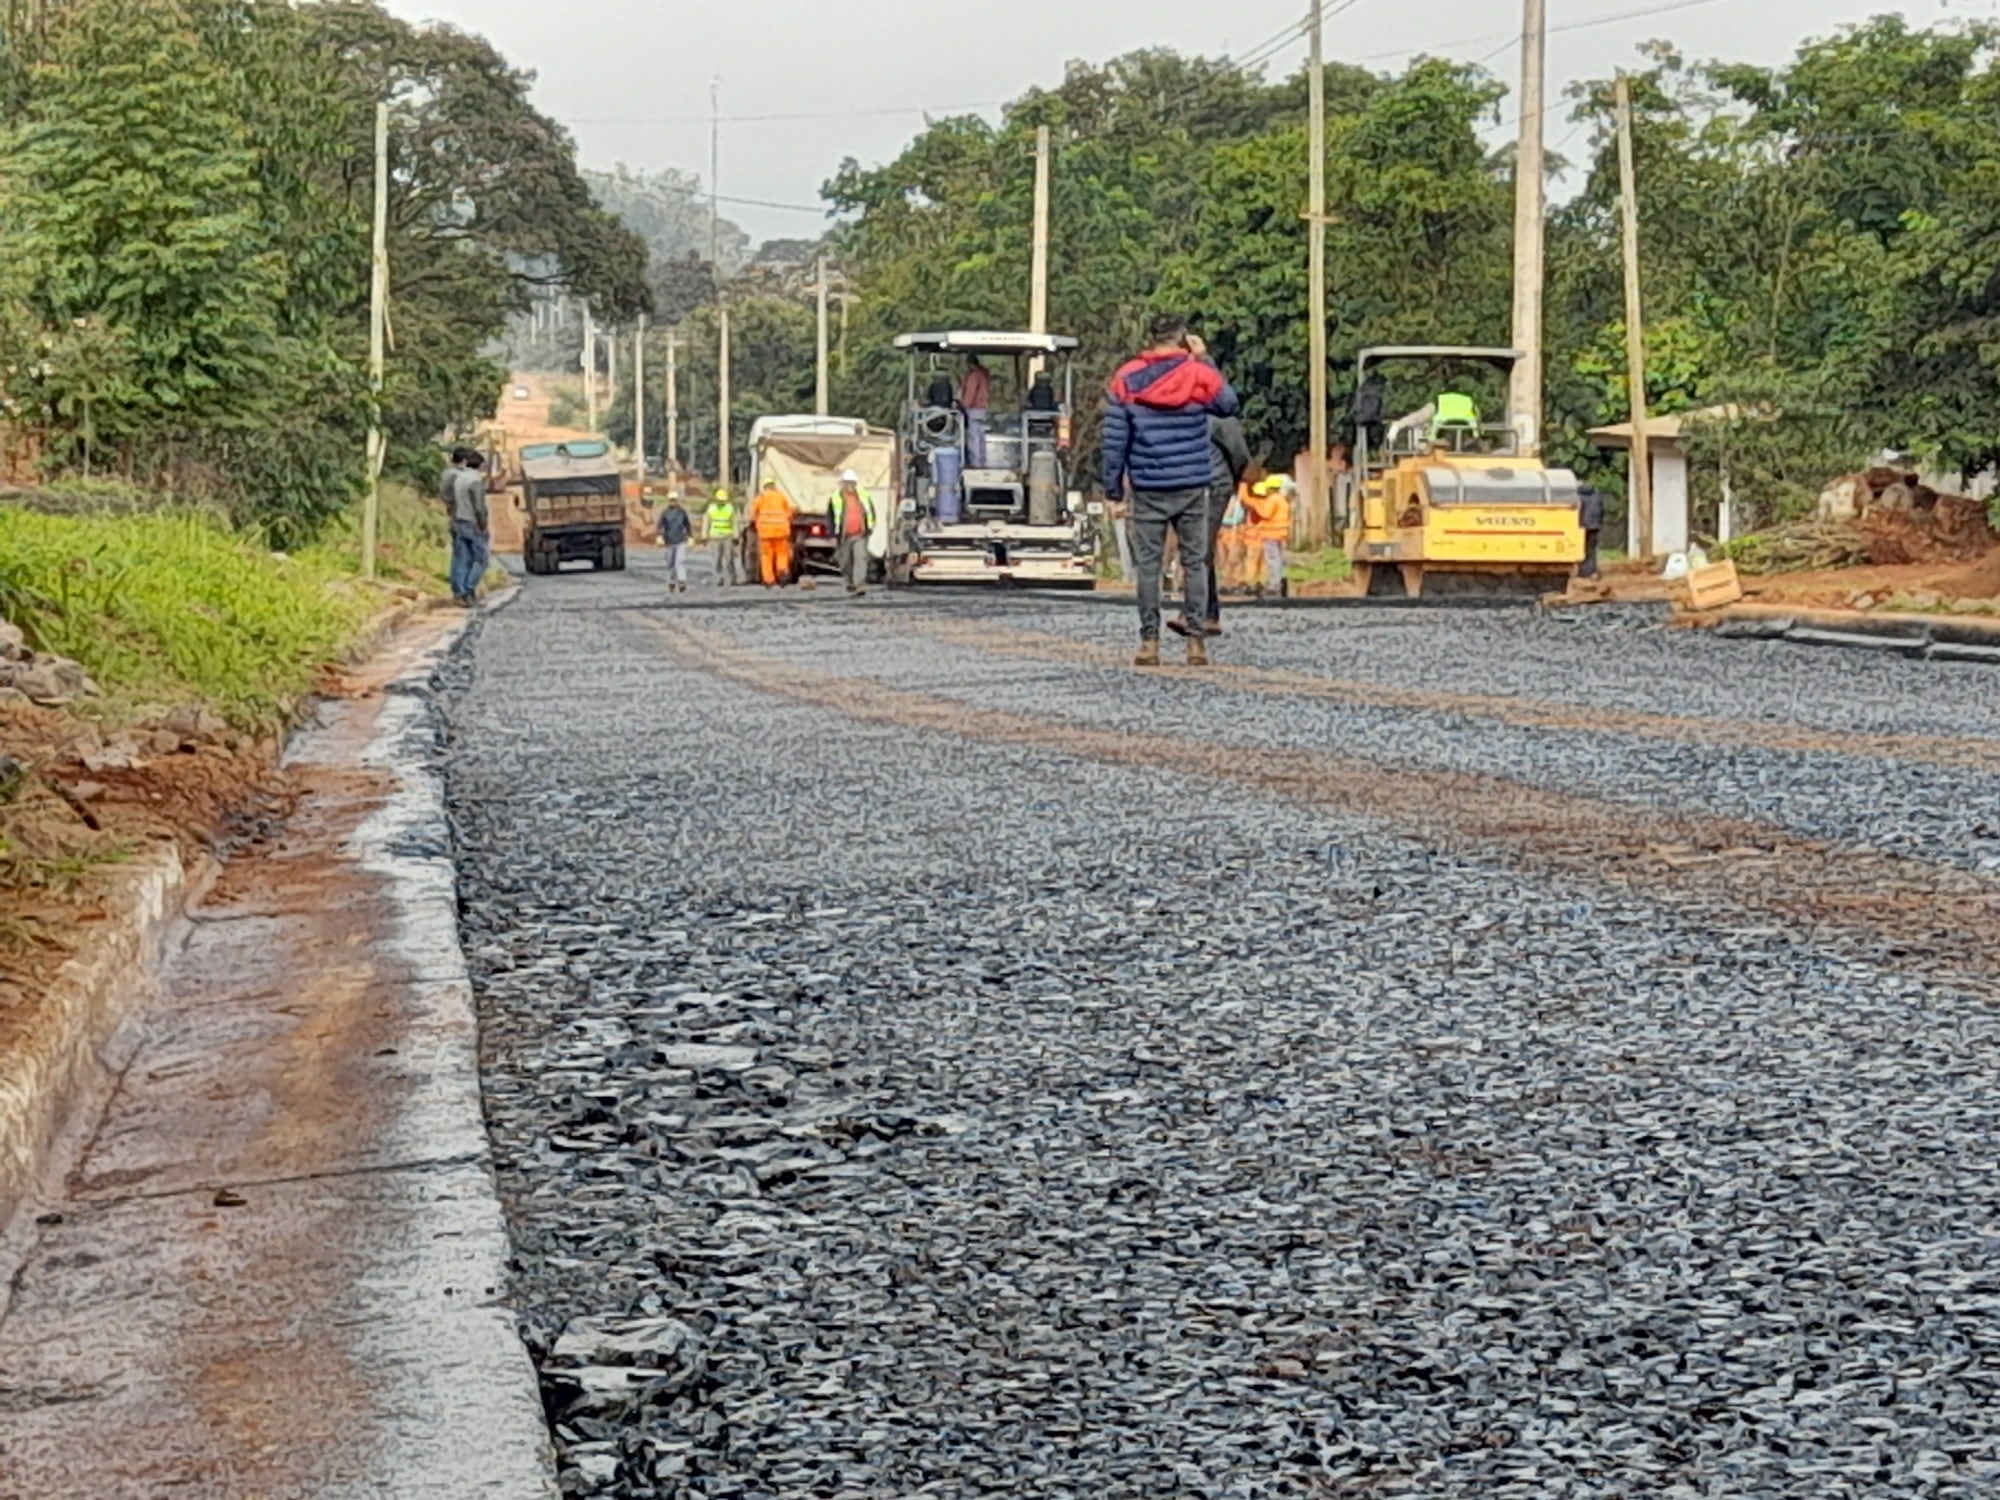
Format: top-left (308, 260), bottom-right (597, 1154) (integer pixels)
top-left (381, 0), bottom-right (2000, 245)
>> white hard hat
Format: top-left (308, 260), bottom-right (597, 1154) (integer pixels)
top-left (839, 469), bottom-right (859, 484)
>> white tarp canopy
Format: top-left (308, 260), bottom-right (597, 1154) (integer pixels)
top-left (750, 416), bottom-right (897, 556)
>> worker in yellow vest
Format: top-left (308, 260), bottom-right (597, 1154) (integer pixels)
top-left (704, 489), bottom-right (740, 586)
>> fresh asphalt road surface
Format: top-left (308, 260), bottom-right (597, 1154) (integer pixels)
top-left (443, 549), bottom-right (2000, 1498)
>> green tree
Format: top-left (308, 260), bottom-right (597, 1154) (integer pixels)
top-left (0, 0), bottom-right (286, 466)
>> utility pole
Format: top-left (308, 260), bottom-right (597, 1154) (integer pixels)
top-left (815, 256), bottom-right (830, 417)
top-left (1615, 72), bottom-right (1654, 559)
top-left (1508, 0), bottom-right (1547, 455)
top-left (583, 307), bottom-right (598, 435)
top-left (665, 329), bottom-right (680, 475)
top-left (1030, 124), bottom-right (1052, 338)
top-left (1304, 0), bottom-right (1330, 550)
top-left (363, 101), bottom-right (388, 581)
top-left (633, 314), bottom-right (647, 470)
top-left (711, 78), bottom-right (731, 489)
top-left (717, 308), bottom-right (732, 490)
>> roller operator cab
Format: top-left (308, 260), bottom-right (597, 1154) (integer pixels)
top-left (890, 331), bottom-right (1099, 587)
top-left (519, 440), bottom-right (627, 575)
top-left (1343, 346), bottom-right (1584, 598)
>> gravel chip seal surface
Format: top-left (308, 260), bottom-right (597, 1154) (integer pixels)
top-left (445, 569), bottom-right (2000, 1498)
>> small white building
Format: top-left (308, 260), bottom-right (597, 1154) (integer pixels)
top-left (1588, 413), bottom-right (1694, 558)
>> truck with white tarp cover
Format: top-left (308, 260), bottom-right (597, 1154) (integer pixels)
top-left (741, 415), bottom-right (897, 584)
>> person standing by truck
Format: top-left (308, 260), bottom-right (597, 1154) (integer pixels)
top-left (704, 488), bottom-right (740, 586)
top-left (827, 469), bottom-right (876, 596)
top-left (750, 480), bottom-right (797, 588)
top-left (448, 452), bottom-right (492, 606)
top-left (657, 496), bottom-right (693, 593)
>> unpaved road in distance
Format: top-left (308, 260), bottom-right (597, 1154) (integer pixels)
top-left (443, 556), bottom-right (2000, 1499)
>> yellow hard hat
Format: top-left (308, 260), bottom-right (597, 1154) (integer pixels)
top-left (713, 487), bottom-right (730, 500)
top-left (1254, 475), bottom-right (1286, 495)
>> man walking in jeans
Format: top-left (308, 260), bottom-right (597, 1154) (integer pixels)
top-left (448, 451), bottom-right (491, 605)
top-left (1102, 313), bottom-right (1240, 666)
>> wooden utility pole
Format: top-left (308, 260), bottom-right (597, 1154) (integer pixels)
top-left (1304, 0), bottom-right (1330, 550)
top-left (633, 315), bottom-right (647, 468)
top-left (583, 308), bottom-right (598, 435)
top-left (1508, 0), bottom-right (1547, 454)
top-left (363, 101), bottom-right (389, 581)
top-left (1030, 124), bottom-right (1052, 338)
top-left (815, 256), bottom-right (831, 417)
top-left (1614, 73), bottom-right (1654, 558)
top-left (665, 329), bottom-right (681, 474)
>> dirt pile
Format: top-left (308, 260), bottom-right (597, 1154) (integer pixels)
top-left (1841, 467), bottom-right (1999, 567)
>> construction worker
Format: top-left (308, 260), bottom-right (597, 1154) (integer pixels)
top-left (1243, 475), bottom-right (1292, 598)
top-left (750, 479), bottom-right (796, 588)
top-left (704, 488), bottom-right (740, 586)
top-left (826, 469), bottom-right (876, 596)
top-left (1429, 392), bottom-right (1481, 448)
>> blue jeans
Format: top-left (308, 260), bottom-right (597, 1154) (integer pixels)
top-left (450, 526), bottom-right (489, 599)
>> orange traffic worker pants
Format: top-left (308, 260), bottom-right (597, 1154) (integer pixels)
top-left (758, 534), bottom-right (792, 585)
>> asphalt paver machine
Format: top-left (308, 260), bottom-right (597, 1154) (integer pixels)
top-left (890, 331), bottom-right (1098, 587)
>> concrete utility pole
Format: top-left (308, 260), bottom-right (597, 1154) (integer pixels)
top-left (1304, 0), bottom-right (1330, 550)
top-left (815, 256), bottom-right (831, 417)
top-left (711, 78), bottom-right (731, 489)
top-left (665, 329), bottom-right (680, 474)
top-left (583, 308), bottom-right (598, 435)
top-left (1030, 124), bottom-right (1052, 338)
top-left (1615, 72), bottom-right (1654, 559)
top-left (363, 101), bottom-right (389, 581)
top-left (718, 308), bottom-right (732, 490)
top-left (1508, 0), bottom-right (1548, 455)
top-left (633, 314), bottom-right (647, 468)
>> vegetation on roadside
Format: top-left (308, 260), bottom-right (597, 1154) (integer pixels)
top-left (0, 0), bottom-right (648, 545)
top-left (1285, 548), bottom-right (1353, 587)
top-left (0, 484), bottom-right (447, 729)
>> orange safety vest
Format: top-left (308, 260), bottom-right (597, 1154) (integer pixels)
top-left (750, 487), bottom-right (795, 539)
top-left (1245, 490), bottom-right (1292, 544)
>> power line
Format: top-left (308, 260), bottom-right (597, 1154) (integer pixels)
top-left (1362, 0), bottom-right (1733, 65)
top-left (571, 102), bottom-right (1005, 127)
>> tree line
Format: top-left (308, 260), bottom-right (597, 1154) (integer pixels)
top-left (626, 18), bottom-right (2000, 534)
top-left (0, 0), bottom-right (648, 546)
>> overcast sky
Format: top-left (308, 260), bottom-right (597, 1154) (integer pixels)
top-left (382, 0), bottom-right (1996, 244)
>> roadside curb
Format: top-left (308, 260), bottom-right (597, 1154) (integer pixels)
top-left (1702, 603), bottom-right (2000, 664)
top-left (0, 600), bottom-right (558, 1498)
top-left (0, 846), bottom-right (213, 1246)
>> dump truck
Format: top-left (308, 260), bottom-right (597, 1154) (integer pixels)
top-left (519, 439), bottom-right (626, 575)
top-left (1343, 346), bottom-right (1584, 598)
top-left (741, 415), bottom-right (897, 585)
top-left (889, 331), bottom-right (1098, 586)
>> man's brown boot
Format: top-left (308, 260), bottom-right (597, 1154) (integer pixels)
top-left (1185, 636), bottom-right (1209, 667)
top-left (1134, 638), bottom-right (1161, 667)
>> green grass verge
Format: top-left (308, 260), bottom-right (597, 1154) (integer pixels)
top-left (1284, 547), bottom-right (1353, 585)
top-left (0, 485), bottom-right (451, 730)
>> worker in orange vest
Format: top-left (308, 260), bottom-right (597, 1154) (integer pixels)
top-left (1242, 475), bottom-right (1292, 598)
top-left (749, 481), bottom-right (796, 588)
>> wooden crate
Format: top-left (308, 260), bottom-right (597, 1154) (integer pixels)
top-left (1681, 559), bottom-right (1744, 612)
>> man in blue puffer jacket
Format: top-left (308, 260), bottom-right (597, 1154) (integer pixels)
top-left (1103, 313), bottom-right (1240, 666)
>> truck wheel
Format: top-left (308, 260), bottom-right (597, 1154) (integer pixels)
top-left (610, 541), bottom-right (627, 572)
